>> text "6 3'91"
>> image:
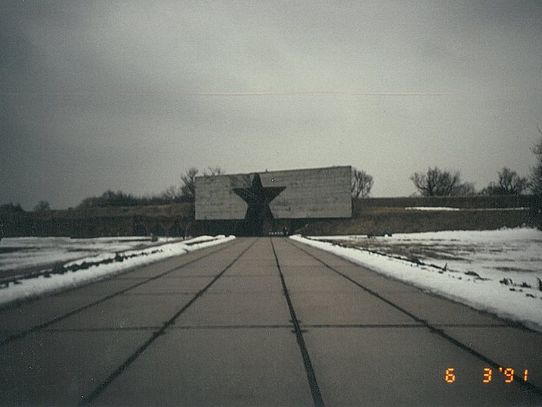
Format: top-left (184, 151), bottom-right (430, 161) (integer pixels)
top-left (444, 367), bottom-right (529, 384)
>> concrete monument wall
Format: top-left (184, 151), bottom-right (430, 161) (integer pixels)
top-left (195, 166), bottom-right (352, 220)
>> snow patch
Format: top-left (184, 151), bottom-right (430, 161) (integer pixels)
top-left (0, 236), bottom-right (172, 272)
top-left (404, 207), bottom-right (529, 211)
top-left (405, 206), bottom-right (460, 211)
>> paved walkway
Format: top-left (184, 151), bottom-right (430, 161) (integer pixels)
top-left (0, 237), bottom-right (541, 406)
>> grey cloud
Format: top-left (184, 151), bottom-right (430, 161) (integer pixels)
top-left (1, 0), bottom-right (541, 209)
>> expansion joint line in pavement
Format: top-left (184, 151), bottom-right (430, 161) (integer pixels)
top-left (287, 239), bottom-right (542, 397)
top-left (270, 238), bottom-right (325, 407)
top-left (80, 238), bottom-right (258, 405)
top-left (0, 238), bottom-right (240, 348)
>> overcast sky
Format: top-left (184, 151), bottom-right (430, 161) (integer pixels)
top-left (1, 0), bottom-right (541, 209)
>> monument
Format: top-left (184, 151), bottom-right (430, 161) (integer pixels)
top-left (195, 166), bottom-right (352, 235)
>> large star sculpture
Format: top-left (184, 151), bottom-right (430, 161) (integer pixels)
top-left (233, 173), bottom-right (286, 235)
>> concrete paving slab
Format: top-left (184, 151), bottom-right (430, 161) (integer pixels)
top-left (119, 265), bottom-right (179, 279)
top-left (304, 327), bottom-right (542, 406)
top-left (389, 292), bottom-right (507, 325)
top-left (290, 291), bottom-right (419, 325)
top-left (279, 257), bottom-right (323, 267)
top-left (226, 263), bottom-right (278, 275)
top-left (271, 248), bottom-right (323, 268)
top-left (284, 239), bottom-right (507, 325)
top-left (286, 240), bottom-right (359, 267)
top-left (166, 264), bottom-right (226, 279)
top-left (116, 254), bottom-right (199, 279)
top-left (0, 295), bottom-right (103, 333)
top-left (95, 328), bottom-right (314, 406)
top-left (164, 254), bottom-right (241, 277)
top-left (442, 327), bottom-right (542, 388)
top-left (125, 276), bottom-right (213, 294)
top-left (279, 241), bottom-right (420, 294)
top-left (283, 273), bottom-right (358, 293)
top-left (55, 277), bottom-right (139, 297)
top-left (160, 274), bottom-right (219, 278)
top-left (238, 253), bottom-right (277, 263)
top-left (286, 240), bottom-right (432, 295)
top-left (226, 265), bottom-right (278, 276)
top-left (49, 294), bottom-right (193, 329)
top-left (0, 330), bottom-right (151, 405)
top-left (333, 267), bottom-right (430, 294)
top-left (279, 261), bottom-right (331, 272)
top-left (175, 292), bottom-right (291, 326)
top-left (1, 236), bottom-right (538, 405)
top-left (225, 240), bottom-right (279, 274)
top-left (121, 239), bottom-right (241, 279)
top-left (208, 275), bottom-right (283, 293)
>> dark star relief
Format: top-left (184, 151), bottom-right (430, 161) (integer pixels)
top-left (232, 174), bottom-right (286, 235)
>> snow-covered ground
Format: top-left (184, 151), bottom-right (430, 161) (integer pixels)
top-left (292, 228), bottom-right (542, 332)
top-left (405, 207), bottom-right (460, 211)
top-left (0, 236), bottom-right (172, 273)
top-left (0, 235), bottom-right (235, 308)
top-left (404, 206), bottom-right (529, 211)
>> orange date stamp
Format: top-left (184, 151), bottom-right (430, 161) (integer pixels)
top-left (444, 367), bottom-right (529, 384)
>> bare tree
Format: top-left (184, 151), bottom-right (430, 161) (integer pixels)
top-left (203, 166), bottom-right (224, 176)
top-left (181, 168), bottom-right (199, 199)
top-left (33, 200), bottom-right (51, 212)
top-left (351, 168), bottom-right (374, 198)
top-left (162, 185), bottom-right (182, 201)
top-left (410, 167), bottom-right (465, 196)
top-left (453, 182), bottom-right (477, 196)
top-left (483, 167), bottom-right (528, 195)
